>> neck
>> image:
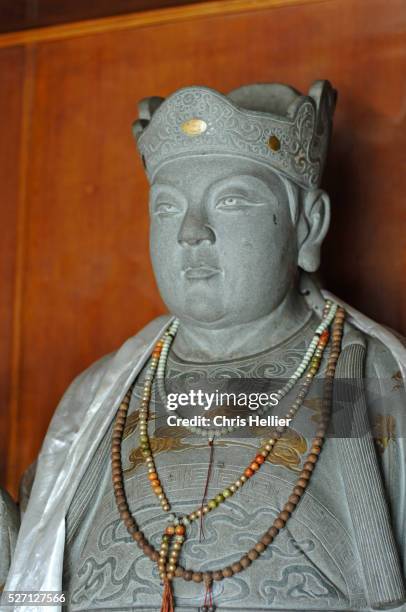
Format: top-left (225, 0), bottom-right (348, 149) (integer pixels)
top-left (171, 288), bottom-right (313, 362)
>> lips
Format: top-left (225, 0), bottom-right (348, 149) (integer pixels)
top-left (183, 266), bottom-right (221, 280)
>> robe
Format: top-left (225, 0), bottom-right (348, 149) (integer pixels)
top-left (4, 282), bottom-right (406, 611)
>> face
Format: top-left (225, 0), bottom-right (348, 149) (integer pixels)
top-left (149, 156), bottom-right (298, 328)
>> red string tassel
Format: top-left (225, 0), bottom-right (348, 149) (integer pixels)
top-left (161, 578), bottom-right (175, 612)
top-left (199, 439), bottom-right (215, 542)
top-left (203, 580), bottom-right (214, 608)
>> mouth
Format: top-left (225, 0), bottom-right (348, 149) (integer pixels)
top-left (183, 266), bottom-right (221, 280)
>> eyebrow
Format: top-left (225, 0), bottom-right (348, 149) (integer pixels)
top-left (209, 174), bottom-right (278, 198)
top-left (150, 183), bottom-right (187, 201)
top-left (150, 173), bottom-right (279, 204)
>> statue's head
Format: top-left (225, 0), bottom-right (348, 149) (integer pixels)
top-left (133, 81), bottom-right (337, 328)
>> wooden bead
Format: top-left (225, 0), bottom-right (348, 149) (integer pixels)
top-left (175, 566), bottom-right (183, 577)
top-left (203, 571), bottom-right (213, 584)
top-left (232, 562), bottom-right (242, 573)
top-left (124, 516), bottom-right (135, 528)
top-left (239, 556), bottom-right (251, 569)
top-left (303, 462), bottom-right (315, 472)
top-left (248, 549), bottom-right (258, 561)
top-left (213, 570), bottom-right (224, 581)
top-left (133, 531), bottom-right (144, 542)
top-left (222, 567), bottom-right (233, 578)
top-left (274, 517), bottom-right (285, 529)
top-left (255, 542), bottom-right (265, 553)
top-left (300, 470), bottom-right (312, 480)
top-left (143, 544), bottom-right (153, 558)
top-left (183, 570), bottom-right (193, 581)
top-left (307, 453), bottom-right (318, 463)
top-left (279, 510), bottom-right (290, 522)
top-left (296, 478), bottom-right (308, 488)
top-left (284, 502), bottom-right (295, 513)
top-left (293, 486), bottom-right (305, 496)
top-left (261, 533), bottom-right (272, 546)
top-left (268, 526), bottom-right (279, 537)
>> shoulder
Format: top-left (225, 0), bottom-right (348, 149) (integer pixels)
top-left (339, 317), bottom-right (405, 383)
top-left (340, 321), bottom-right (405, 418)
top-left (65, 314), bottom-right (172, 400)
top-left (363, 328), bottom-right (405, 381)
top-left (45, 314), bottom-right (172, 440)
top-left (28, 314), bottom-right (172, 486)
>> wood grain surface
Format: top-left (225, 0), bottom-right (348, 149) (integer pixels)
top-left (0, 0), bottom-right (405, 497)
top-left (0, 0), bottom-right (231, 34)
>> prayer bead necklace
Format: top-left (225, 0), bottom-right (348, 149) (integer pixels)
top-left (111, 302), bottom-right (345, 612)
top-left (157, 304), bottom-right (338, 438)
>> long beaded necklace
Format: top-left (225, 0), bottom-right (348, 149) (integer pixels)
top-left (111, 302), bottom-right (345, 612)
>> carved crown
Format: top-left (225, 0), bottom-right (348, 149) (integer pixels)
top-left (133, 81), bottom-right (337, 189)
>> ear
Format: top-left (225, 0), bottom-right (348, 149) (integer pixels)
top-left (297, 189), bottom-right (330, 272)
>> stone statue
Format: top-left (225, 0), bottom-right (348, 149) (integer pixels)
top-left (4, 81), bottom-right (406, 612)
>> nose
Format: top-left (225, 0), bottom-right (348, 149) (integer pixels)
top-left (177, 208), bottom-right (215, 246)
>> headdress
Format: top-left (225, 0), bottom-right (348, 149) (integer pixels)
top-left (133, 80), bottom-right (337, 189)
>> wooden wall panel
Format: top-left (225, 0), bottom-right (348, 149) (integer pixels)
top-left (0, 46), bottom-right (25, 489)
top-left (1, 0), bottom-right (405, 497)
top-left (0, 0), bottom-right (207, 34)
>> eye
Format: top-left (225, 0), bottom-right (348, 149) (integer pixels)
top-left (154, 202), bottom-right (179, 216)
top-left (216, 196), bottom-right (250, 210)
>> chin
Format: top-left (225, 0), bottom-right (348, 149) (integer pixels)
top-left (169, 296), bottom-right (226, 326)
